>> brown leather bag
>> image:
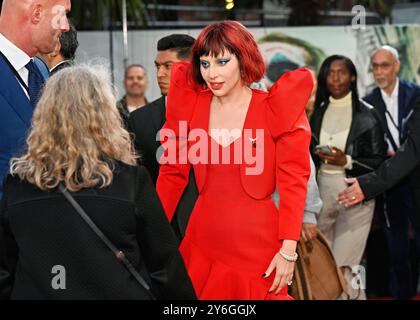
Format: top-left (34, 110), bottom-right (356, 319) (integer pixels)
top-left (289, 231), bottom-right (349, 300)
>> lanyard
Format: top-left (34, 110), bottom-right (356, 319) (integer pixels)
top-left (385, 109), bottom-right (400, 132)
top-left (0, 50), bottom-right (30, 95)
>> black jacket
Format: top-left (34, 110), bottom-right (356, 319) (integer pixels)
top-left (117, 95), bottom-right (149, 130)
top-left (128, 96), bottom-right (166, 183)
top-left (310, 98), bottom-right (387, 177)
top-left (362, 80), bottom-right (420, 225)
top-left (128, 97), bottom-right (198, 241)
top-left (359, 98), bottom-right (420, 229)
top-left (0, 164), bottom-right (196, 300)
top-left (50, 60), bottom-right (73, 75)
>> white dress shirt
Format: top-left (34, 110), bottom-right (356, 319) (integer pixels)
top-left (380, 79), bottom-right (400, 154)
top-left (49, 59), bottom-right (70, 73)
top-left (0, 32), bottom-right (31, 97)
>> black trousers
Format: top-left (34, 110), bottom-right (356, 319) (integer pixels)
top-left (382, 181), bottom-right (420, 300)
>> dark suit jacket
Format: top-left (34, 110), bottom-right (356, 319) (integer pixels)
top-left (128, 97), bottom-right (198, 241)
top-left (0, 53), bottom-right (47, 200)
top-left (363, 80), bottom-right (420, 223)
top-left (50, 60), bottom-right (73, 75)
top-left (0, 164), bottom-right (196, 300)
top-left (129, 96), bottom-right (166, 183)
top-left (364, 79), bottom-right (420, 149)
top-left (359, 98), bottom-right (420, 229)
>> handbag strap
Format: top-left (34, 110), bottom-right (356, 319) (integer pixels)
top-left (58, 184), bottom-right (155, 299)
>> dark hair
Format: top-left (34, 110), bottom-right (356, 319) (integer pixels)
top-left (191, 21), bottom-right (265, 86)
top-left (124, 64), bottom-right (146, 79)
top-left (60, 22), bottom-right (78, 60)
top-left (314, 55), bottom-right (359, 112)
top-left (157, 34), bottom-right (195, 60)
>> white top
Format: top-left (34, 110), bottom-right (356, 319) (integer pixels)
top-left (127, 105), bottom-right (140, 113)
top-left (0, 32), bottom-right (31, 97)
top-left (380, 79), bottom-right (400, 154)
top-left (320, 92), bottom-right (353, 174)
top-left (50, 59), bottom-right (70, 73)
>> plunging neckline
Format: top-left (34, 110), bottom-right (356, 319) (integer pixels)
top-left (207, 90), bottom-right (255, 148)
top-left (209, 133), bottom-right (242, 149)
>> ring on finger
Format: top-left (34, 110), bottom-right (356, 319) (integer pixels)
top-left (351, 196), bottom-right (356, 200)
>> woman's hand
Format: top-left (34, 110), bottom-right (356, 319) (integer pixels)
top-left (263, 240), bottom-right (297, 295)
top-left (316, 147), bottom-right (347, 166)
top-left (301, 223), bottom-right (318, 242)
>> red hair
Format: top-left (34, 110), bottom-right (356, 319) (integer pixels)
top-left (191, 21), bottom-right (265, 85)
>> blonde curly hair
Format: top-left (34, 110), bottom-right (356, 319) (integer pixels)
top-left (10, 64), bottom-right (137, 191)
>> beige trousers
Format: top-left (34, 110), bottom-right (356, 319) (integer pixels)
top-left (317, 171), bottom-right (375, 300)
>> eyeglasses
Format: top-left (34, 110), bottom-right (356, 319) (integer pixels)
top-left (371, 62), bottom-right (394, 71)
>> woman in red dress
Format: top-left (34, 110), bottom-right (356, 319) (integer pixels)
top-left (156, 21), bottom-right (313, 300)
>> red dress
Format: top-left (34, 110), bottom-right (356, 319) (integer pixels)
top-left (157, 62), bottom-right (313, 300)
top-left (180, 136), bottom-right (292, 299)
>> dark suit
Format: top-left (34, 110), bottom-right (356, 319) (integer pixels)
top-left (363, 81), bottom-right (420, 299)
top-left (0, 53), bottom-right (47, 200)
top-left (50, 60), bottom-right (73, 75)
top-left (129, 96), bottom-right (166, 183)
top-left (364, 80), bottom-right (420, 157)
top-left (128, 97), bottom-right (198, 241)
top-left (0, 164), bottom-right (196, 299)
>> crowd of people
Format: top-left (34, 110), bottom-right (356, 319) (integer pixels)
top-left (1, 0), bottom-right (419, 300)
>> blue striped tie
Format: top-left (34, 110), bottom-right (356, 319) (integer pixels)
top-left (25, 60), bottom-right (45, 108)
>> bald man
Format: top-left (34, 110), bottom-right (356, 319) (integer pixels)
top-left (0, 0), bottom-right (71, 199)
top-left (339, 45), bottom-right (420, 300)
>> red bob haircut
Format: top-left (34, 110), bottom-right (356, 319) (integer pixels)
top-left (191, 21), bottom-right (265, 85)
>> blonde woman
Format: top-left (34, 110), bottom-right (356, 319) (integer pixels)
top-left (0, 65), bottom-right (195, 300)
